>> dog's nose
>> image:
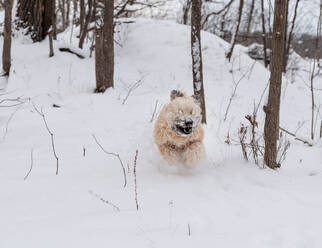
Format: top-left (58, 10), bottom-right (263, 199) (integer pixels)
top-left (185, 120), bottom-right (193, 126)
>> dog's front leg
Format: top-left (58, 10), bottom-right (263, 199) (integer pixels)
top-left (158, 143), bottom-right (182, 165)
top-left (183, 141), bottom-right (205, 168)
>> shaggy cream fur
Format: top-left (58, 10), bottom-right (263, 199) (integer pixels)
top-left (154, 91), bottom-right (205, 168)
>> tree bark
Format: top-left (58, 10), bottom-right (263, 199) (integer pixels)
top-left (2, 0), bottom-right (13, 76)
top-left (16, 0), bottom-right (53, 42)
top-left (282, 0), bottom-right (290, 72)
top-left (264, 0), bottom-right (287, 169)
top-left (226, 0), bottom-right (244, 62)
top-left (95, 0), bottom-right (114, 93)
top-left (191, 0), bottom-right (206, 124)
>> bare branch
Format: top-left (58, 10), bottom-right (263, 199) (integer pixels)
top-left (89, 190), bottom-right (120, 211)
top-left (133, 149), bottom-right (139, 211)
top-left (24, 149), bottom-right (34, 180)
top-left (279, 127), bottom-right (313, 147)
top-left (92, 134), bottom-right (127, 188)
top-left (33, 103), bottom-right (59, 175)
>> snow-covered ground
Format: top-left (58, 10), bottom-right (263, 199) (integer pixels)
top-left (0, 19), bottom-right (322, 247)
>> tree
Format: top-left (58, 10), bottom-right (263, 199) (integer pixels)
top-left (284, 0), bottom-right (300, 72)
top-left (79, 0), bottom-right (94, 49)
top-left (191, 0), bottom-right (206, 124)
top-left (2, 0), bottom-right (14, 77)
top-left (260, 0), bottom-right (268, 68)
top-left (226, 0), bottom-right (244, 61)
top-left (95, 0), bottom-right (114, 93)
top-left (245, 0), bottom-right (255, 38)
top-left (16, 0), bottom-right (54, 42)
top-left (263, 0), bottom-right (287, 169)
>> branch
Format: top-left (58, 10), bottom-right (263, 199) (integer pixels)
top-left (89, 190), bottom-right (120, 211)
top-left (279, 127), bottom-right (313, 147)
top-left (133, 150), bottom-right (139, 211)
top-left (92, 134), bottom-right (127, 188)
top-left (33, 104), bottom-right (59, 175)
top-left (24, 149), bottom-right (34, 180)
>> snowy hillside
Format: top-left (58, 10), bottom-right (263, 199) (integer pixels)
top-left (1, 19), bottom-right (322, 247)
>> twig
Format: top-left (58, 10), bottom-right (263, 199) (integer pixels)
top-left (122, 76), bottom-right (145, 105)
top-left (150, 99), bottom-right (159, 123)
top-left (89, 190), bottom-right (120, 211)
top-left (133, 149), bottom-right (139, 211)
top-left (279, 127), bottom-right (313, 147)
top-left (3, 104), bottom-right (23, 140)
top-left (33, 103), bottom-right (59, 175)
top-left (92, 134), bottom-right (127, 188)
top-left (24, 149), bottom-right (34, 180)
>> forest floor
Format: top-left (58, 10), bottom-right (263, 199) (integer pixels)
top-left (0, 19), bottom-right (322, 247)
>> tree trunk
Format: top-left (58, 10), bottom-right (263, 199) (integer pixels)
top-left (79, 0), bottom-right (93, 49)
top-left (245, 0), bottom-right (255, 38)
top-left (284, 0), bottom-right (300, 71)
top-left (260, 0), bottom-right (268, 68)
top-left (191, 0), bottom-right (206, 124)
top-left (226, 0), bottom-right (244, 61)
top-left (16, 0), bottom-right (53, 42)
top-left (263, 0), bottom-right (287, 169)
top-left (79, 0), bottom-right (85, 36)
top-left (182, 0), bottom-right (191, 25)
top-left (282, 0), bottom-right (290, 72)
top-left (95, 0), bottom-right (114, 93)
top-left (2, 0), bottom-right (13, 76)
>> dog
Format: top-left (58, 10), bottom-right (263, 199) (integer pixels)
top-left (154, 90), bottom-right (205, 168)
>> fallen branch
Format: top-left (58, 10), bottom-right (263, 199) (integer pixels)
top-left (92, 134), bottom-right (127, 188)
top-left (89, 190), bottom-right (120, 211)
top-left (33, 104), bottom-right (59, 175)
top-left (279, 127), bottom-right (313, 147)
top-left (59, 47), bottom-right (85, 59)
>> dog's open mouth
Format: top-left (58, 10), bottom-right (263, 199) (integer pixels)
top-left (175, 125), bottom-right (193, 135)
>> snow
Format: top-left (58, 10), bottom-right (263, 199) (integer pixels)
top-left (0, 18), bottom-right (322, 247)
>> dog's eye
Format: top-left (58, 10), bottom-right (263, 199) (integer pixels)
top-left (190, 109), bottom-right (193, 114)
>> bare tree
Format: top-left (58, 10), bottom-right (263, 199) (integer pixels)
top-left (16, 0), bottom-right (54, 42)
top-left (191, 0), bottom-right (206, 123)
top-left (245, 0), bottom-right (255, 38)
top-left (182, 0), bottom-right (191, 25)
top-left (95, 0), bottom-right (115, 93)
top-left (2, 0), bottom-right (14, 77)
top-left (263, 0), bottom-right (287, 169)
top-left (284, 0), bottom-right (300, 71)
top-left (226, 0), bottom-right (244, 62)
top-left (79, 0), bottom-right (93, 49)
top-left (260, 0), bottom-right (268, 68)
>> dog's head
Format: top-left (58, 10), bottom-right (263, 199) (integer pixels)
top-left (166, 90), bottom-right (202, 136)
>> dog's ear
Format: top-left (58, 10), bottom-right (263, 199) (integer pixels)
top-left (170, 90), bottom-right (184, 101)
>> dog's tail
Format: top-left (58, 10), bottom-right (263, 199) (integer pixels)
top-left (170, 90), bottom-right (185, 101)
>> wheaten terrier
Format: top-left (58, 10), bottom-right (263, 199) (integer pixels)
top-left (154, 90), bottom-right (205, 168)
